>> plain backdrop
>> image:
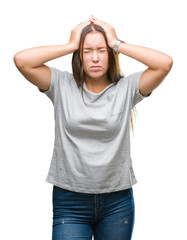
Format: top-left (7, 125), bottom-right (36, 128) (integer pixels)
top-left (1, 0), bottom-right (186, 239)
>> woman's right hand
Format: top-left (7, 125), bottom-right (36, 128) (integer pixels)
top-left (68, 20), bottom-right (91, 51)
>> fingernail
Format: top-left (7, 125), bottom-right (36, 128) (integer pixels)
top-left (89, 18), bottom-right (94, 23)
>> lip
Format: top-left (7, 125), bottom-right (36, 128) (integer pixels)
top-left (90, 66), bottom-right (102, 70)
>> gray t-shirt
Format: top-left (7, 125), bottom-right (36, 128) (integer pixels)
top-left (38, 66), bottom-right (152, 194)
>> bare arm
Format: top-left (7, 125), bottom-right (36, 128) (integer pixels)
top-left (14, 44), bottom-right (78, 91)
top-left (14, 44), bottom-right (77, 69)
top-left (93, 17), bottom-right (173, 96)
top-left (13, 20), bottom-right (90, 91)
top-left (13, 44), bottom-right (77, 91)
top-left (117, 43), bottom-right (173, 96)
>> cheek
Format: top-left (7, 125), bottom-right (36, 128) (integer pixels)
top-left (83, 56), bottom-right (91, 68)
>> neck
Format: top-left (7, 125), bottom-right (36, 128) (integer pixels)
top-left (84, 73), bottom-right (111, 88)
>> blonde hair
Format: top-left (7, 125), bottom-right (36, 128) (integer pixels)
top-left (131, 107), bottom-right (137, 135)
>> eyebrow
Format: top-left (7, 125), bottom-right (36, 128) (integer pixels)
top-left (83, 47), bottom-right (107, 50)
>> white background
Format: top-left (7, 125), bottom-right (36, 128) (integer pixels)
top-left (1, 0), bottom-right (186, 239)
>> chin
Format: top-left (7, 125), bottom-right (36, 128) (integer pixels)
top-left (86, 70), bottom-right (107, 79)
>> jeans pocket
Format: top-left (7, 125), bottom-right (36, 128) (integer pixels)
top-left (53, 185), bottom-right (67, 202)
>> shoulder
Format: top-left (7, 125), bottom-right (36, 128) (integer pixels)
top-left (49, 66), bottom-right (74, 85)
top-left (118, 71), bottom-right (144, 85)
top-left (49, 66), bottom-right (72, 78)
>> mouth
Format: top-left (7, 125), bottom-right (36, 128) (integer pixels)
top-left (90, 66), bottom-right (102, 70)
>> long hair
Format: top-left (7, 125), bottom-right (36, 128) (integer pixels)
top-left (71, 23), bottom-right (137, 134)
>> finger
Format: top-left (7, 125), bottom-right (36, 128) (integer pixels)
top-left (76, 20), bottom-right (90, 30)
top-left (90, 15), bottom-right (96, 23)
top-left (89, 17), bottom-right (94, 23)
top-left (91, 15), bottom-right (95, 20)
top-left (80, 20), bottom-right (90, 29)
top-left (94, 19), bottom-right (107, 28)
top-left (94, 17), bottom-right (104, 23)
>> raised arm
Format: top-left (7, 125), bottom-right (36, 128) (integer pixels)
top-left (92, 17), bottom-right (173, 96)
top-left (13, 20), bottom-right (90, 91)
top-left (116, 43), bottom-right (173, 96)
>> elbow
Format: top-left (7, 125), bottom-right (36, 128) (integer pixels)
top-left (163, 56), bottom-right (173, 73)
top-left (13, 52), bottom-right (25, 69)
top-left (167, 56), bottom-right (173, 70)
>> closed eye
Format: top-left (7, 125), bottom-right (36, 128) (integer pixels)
top-left (84, 50), bottom-right (106, 53)
top-left (83, 48), bottom-right (107, 53)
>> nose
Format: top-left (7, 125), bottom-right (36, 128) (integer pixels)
top-left (92, 51), bottom-right (99, 62)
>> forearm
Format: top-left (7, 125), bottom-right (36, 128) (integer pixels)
top-left (14, 43), bottom-right (77, 68)
top-left (118, 42), bottom-right (172, 71)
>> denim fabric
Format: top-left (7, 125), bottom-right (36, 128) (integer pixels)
top-left (52, 185), bottom-right (135, 240)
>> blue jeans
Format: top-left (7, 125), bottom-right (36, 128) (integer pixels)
top-left (52, 185), bottom-right (135, 240)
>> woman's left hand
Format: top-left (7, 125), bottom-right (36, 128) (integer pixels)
top-left (90, 16), bottom-right (118, 49)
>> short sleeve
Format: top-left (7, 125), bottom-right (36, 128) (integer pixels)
top-left (130, 71), bottom-right (152, 108)
top-left (38, 66), bottom-right (60, 104)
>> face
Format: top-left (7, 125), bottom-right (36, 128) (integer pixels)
top-left (82, 31), bottom-right (109, 81)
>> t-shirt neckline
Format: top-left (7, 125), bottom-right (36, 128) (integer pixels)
top-left (83, 81), bottom-right (114, 95)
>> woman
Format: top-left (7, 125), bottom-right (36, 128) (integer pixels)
top-left (14, 16), bottom-right (173, 240)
